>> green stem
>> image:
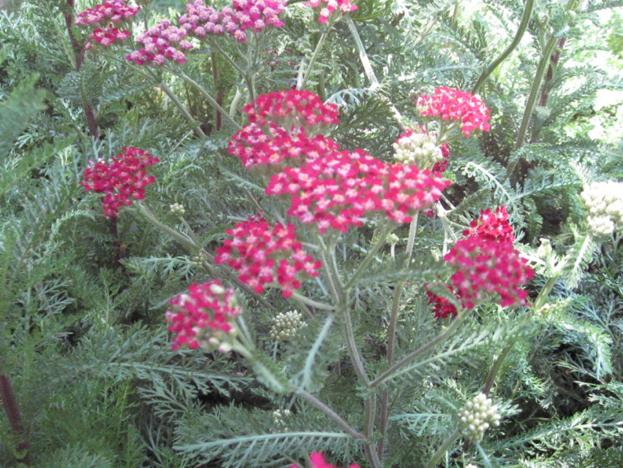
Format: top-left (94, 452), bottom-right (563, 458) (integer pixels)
top-left (471, 0), bottom-right (535, 94)
top-left (297, 390), bottom-right (365, 439)
top-left (508, 0), bottom-right (578, 178)
top-left (424, 429), bottom-right (461, 468)
top-left (482, 344), bottom-right (514, 394)
top-left (341, 304), bottom-right (370, 385)
top-left (369, 310), bottom-right (468, 388)
top-left (344, 224), bottom-right (394, 292)
top-left (135, 202), bottom-right (197, 251)
top-left (533, 275), bottom-right (559, 311)
top-left (345, 17), bottom-right (406, 130)
top-left (175, 71), bottom-right (242, 130)
top-left (289, 291), bottom-right (336, 311)
top-left (363, 396), bottom-right (383, 468)
top-left (297, 30), bottom-right (330, 90)
top-left (143, 69), bottom-right (207, 138)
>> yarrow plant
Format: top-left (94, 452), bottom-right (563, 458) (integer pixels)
top-left (393, 127), bottom-right (451, 173)
top-left (266, 148), bottom-right (451, 231)
top-left (179, 0), bottom-right (286, 43)
top-left (165, 279), bottom-right (241, 351)
top-left (428, 207), bottom-right (534, 313)
top-left (457, 393), bottom-right (502, 443)
top-left (80, 147), bottom-right (159, 217)
top-left (580, 181), bottom-right (623, 235)
top-left (214, 216), bottom-right (322, 297)
top-left (416, 87), bottom-right (491, 137)
top-left (76, 0), bottom-right (139, 49)
top-left (127, 19), bottom-right (192, 66)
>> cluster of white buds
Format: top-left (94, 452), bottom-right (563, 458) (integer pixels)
top-left (170, 203), bottom-right (186, 216)
top-left (581, 181), bottom-right (623, 236)
top-left (393, 131), bottom-right (443, 168)
top-left (272, 408), bottom-right (292, 430)
top-left (465, 464), bottom-right (478, 468)
top-left (190, 251), bottom-right (208, 265)
top-left (457, 393), bottom-right (501, 443)
top-left (270, 310), bottom-right (307, 342)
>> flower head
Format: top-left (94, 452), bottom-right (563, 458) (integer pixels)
top-left (126, 20), bottom-right (191, 66)
top-left (581, 181), bottom-right (623, 235)
top-left (457, 393), bottom-right (501, 443)
top-left (267, 149), bottom-right (450, 233)
top-left (304, 0), bottom-right (358, 23)
top-left (416, 87), bottom-right (490, 137)
top-left (244, 90), bottom-right (339, 132)
top-left (215, 216), bottom-right (321, 297)
top-left (80, 147), bottom-right (159, 217)
top-left (165, 279), bottom-right (241, 352)
top-left (76, 0), bottom-right (140, 26)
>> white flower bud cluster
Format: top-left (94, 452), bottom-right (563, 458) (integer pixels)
top-left (393, 131), bottom-right (443, 168)
top-left (272, 408), bottom-right (292, 430)
top-left (190, 251), bottom-right (208, 265)
top-left (170, 203), bottom-right (186, 215)
top-left (465, 464), bottom-right (478, 468)
top-left (270, 310), bottom-right (307, 342)
top-left (581, 181), bottom-right (623, 236)
top-left (457, 393), bottom-right (501, 443)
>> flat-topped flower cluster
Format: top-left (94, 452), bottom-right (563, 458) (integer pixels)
top-left (165, 280), bottom-right (241, 351)
top-left (416, 87), bottom-right (490, 137)
top-left (231, 90), bottom-right (450, 233)
top-left (80, 147), bottom-right (159, 217)
top-left (428, 206), bottom-right (534, 315)
top-left (76, 0), bottom-right (139, 49)
top-left (215, 216), bottom-right (321, 297)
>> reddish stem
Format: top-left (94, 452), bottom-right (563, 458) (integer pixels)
top-left (538, 38), bottom-right (566, 108)
top-left (63, 0), bottom-right (100, 139)
top-left (0, 375), bottom-right (31, 465)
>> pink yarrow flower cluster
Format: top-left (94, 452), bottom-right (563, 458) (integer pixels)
top-left (179, 0), bottom-right (286, 43)
top-left (127, 19), bottom-right (192, 65)
top-left (305, 0), bottom-right (358, 24)
top-left (76, 0), bottom-right (140, 26)
top-left (245, 90), bottom-right (339, 132)
top-left (165, 280), bottom-right (241, 351)
top-left (428, 207), bottom-right (534, 315)
top-left (76, 0), bottom-right (139, 49)
top-left (229, 122), bottom-right (339, 169)
top-left (80, 147), bottom-right (159, 218)
top-left (290, 452), bottom-right (360, 468)
top-left (228, 90), bottom-right (340, 171)
top-left (266, 148), bottom-right (451, 232)
top-left (214, 216), bottom-right (322, 297)
top-left (416, 87), bottom-right (491, 137)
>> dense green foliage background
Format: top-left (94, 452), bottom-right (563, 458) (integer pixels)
top-left (1, 0), bottom-right (623, 466)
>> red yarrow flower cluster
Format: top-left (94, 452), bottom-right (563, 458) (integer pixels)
top-left (305, 0), bottom-right (358, 23)
top-left (165, 280), bottom-right (241, 351)
top-left (179, 0), bottom-right (286, 43)
top-left (86, 26), bottom-right (132, 48)
top-left (215, 216), bottom-right (322, 297)
top-left (228, 122), bottom-right (339, 169)
top-left (76, 0), bottom-right (140, 26)
top-left (127, 19), bottom-right (192, 66)
top-left (290, 452), bottom-right (360, 468)
top-left (266, 148), bottom-right (451, 232)
top-left (426, 284), bottom-right (460, 319)
top-left (462, 206), bottom-right (515, 244)
top-left (428, 206), bottom-right (534, 315)
top-left (76, 0), bottom-right (138, 49)
top-left (416, 87), bottom-right (491, 137)
top-left (245, 90), bottom-right (339, 132)
top-left (80, 147), bottom-right (159, 218)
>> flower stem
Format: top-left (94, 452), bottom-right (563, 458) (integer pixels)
top-left (0, 374), bottom-right (30, 465)
top-left (289, 291), bottom-right (336, 311)
top-left (344, 223), bottom-right (394, 292)
top-left (297, 389), bottom-right (366, 439)
top-left (345, 17), bottom-right (406, 130)
top-left (369, 310), bottom-right (468, 388)
top-left (297, 30), bottom-right (330, 90)
top-left (424, 428), bottom-right (461, 468)
top-left (174, 71), bottom-right (242, 130)
top-left (471, 0), bottom-right (535, 94)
